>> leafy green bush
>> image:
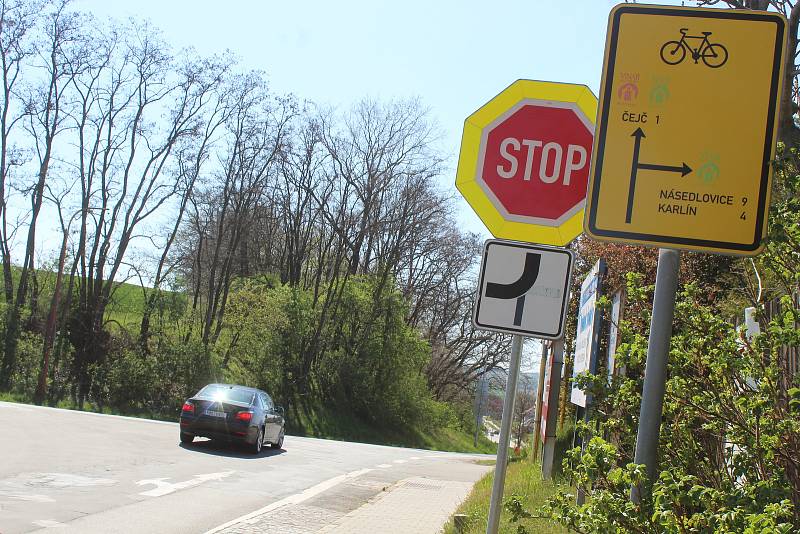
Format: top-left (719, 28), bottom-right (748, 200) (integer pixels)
top-left (219, 279), bottom-right (290, 394)
top-left (100, 337), bottom-right (215, 416)
top-left (9, 331), bottom-right (43, 398)
top-left (539, 281), bottom-right (800, 532)
top-left (315, 275), bottom-right (437, 428)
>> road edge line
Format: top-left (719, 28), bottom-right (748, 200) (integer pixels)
top-left (0, 400), bottom-right (176, 426)
top-left (202, 467), bottom-right (372, 534)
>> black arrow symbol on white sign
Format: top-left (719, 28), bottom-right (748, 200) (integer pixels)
top-left (626, 127), bottom-right (692, 224)
top-left (485, 252), bottom-right (541, 326)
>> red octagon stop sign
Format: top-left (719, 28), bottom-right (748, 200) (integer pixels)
top-left (481, 103), bottom-right (593, 221)
top-left (457, 80), bottom-right (597, 245)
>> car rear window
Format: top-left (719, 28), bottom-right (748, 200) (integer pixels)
top-left (197, 385), bottom-right (254, 404)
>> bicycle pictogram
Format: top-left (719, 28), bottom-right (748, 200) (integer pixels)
top-left (660, 29), bottom-right (728, 68)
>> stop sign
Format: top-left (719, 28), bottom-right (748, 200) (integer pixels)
top-left (457, 80), bottom-right (597, 245)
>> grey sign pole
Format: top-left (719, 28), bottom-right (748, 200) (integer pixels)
top-left (474, 376), bottom-right (488, 447)
top-left (486, 334), bottom-right (523, 534)
top-left (630, 248), bottom-right (680, 503)
top-left (541, 338), bottom-right (564, 480)
top-left (531, 340), bottom-right (549, 462)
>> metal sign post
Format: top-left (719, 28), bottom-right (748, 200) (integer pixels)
top-left (630, 248), bottom-right (680, 502)
top-left (486, 334), bottom-right (523, 534)
top-left (531, 340), bottom-right (549, 462)
top-left (541, 339), bottom-right (564, 480)
top-left (472, 240), bottom-right (574, 534)
top-left (456, 79), bottom-right (588, 534)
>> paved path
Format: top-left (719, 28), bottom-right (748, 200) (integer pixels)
top-left (211, 465), bottom-right (486, 534)
top-left (0, 401), bottom-right (492, 534)
top-left (321, 476), bottom-right (475, 534)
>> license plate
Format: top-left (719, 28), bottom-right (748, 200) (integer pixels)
top-left (205, 410), bottom-right (225, 418)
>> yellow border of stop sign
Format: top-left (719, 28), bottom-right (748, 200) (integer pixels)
top-left (456, 79), bottom-right (597, 246)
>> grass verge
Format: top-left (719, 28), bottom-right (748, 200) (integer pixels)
top-left (441, 457), bottom-right (568, 534)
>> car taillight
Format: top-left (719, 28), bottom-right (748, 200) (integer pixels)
top-left (182, 402), bottom-right (194, 414)
top-left (235, 411), bottom-right (253, 422)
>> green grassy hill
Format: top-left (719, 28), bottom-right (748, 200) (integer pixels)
top-left (287, 401), bottom-right (497, 454)
top-left (3, 265), bottom-right (183, 331)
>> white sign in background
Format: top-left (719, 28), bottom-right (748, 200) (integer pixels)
top-left (571, 260), bottom-right (603, 407)
top-left (473, 240), bottom-right (573, 340)
top-left (606, 290), bottom-right (622, 380)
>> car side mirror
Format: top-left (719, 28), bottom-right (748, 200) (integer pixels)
top-left (276, 405), bottom-right (285, 418)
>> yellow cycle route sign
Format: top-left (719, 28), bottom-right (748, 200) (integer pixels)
top-left (585, 4), bottom-right (787, 255)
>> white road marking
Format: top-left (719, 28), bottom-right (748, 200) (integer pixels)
top-left (32, 519), bottom-right (65, 528)
top-left (409, 456), bottom-right (421, 460)
top-left (136, 471), bottom-right (234, 497)
top-left (203, 468), bottom-right (372, 534)
top-left (376, 464), bottom-right (392, 468)
top-left (0, 492), bottom-right (55, 503)
top-left (393, 459), bottom-right (407, 464)
top-left (26, 473), bottom-right (116, 488)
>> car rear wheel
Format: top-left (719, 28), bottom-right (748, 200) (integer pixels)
top-left (180, 432), bottom-right (194, 444)
top-left (251, 427), bottom-right (264, 454)
top-left (271, 430), bottom-right (284, 450)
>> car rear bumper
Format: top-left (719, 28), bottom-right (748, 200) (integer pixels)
top-left (179, 417), bottom-right (258, 444)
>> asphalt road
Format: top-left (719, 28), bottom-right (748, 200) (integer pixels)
top-left (0, 401), bottom-right (491, 534)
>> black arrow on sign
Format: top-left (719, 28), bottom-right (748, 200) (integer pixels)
top-left (485, 252), bottom-right (541, 326)
top-left (625, 127), bottom-right (692, 224)
top-left (638, 162), bottom-right (692, 175)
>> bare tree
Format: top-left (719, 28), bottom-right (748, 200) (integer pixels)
top-left (60, 20), bottom-right (229, 406)
top-left (400, 218), bottom-right (509, 400)
top-left (1, 0), bottom-right (76, 388)
top-left (183, 72), bottom-right (295, 347)
top-left (0, 0), bottom-right (40, 389)
top-left (137, 55), bottom-right (232, 351)
top-left (513, 371), bottom-right (537, 449)
top-left (274, 116), bottom-right (327, 287)
top-left (320, 98), bottom-right (440, 276)
top-left (0, 0), bottom-right (39, 305)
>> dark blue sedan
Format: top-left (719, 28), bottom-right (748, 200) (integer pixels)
top-left (179, 384), bottom-right (285, 453)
